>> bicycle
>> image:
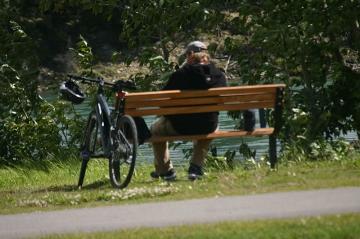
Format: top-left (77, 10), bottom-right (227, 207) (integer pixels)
top-left (62, 74), bottom-right (138, 189)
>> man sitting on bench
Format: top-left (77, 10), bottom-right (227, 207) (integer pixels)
top-left (150, 41), bottom-right (227, 181)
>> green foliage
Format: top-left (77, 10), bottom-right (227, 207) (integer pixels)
top-left (281, 138), bottom-right (353, 163)
top-left (206, 143), bottom-right (265, 171)
top-left (239, 142), bottom-right (256, 160)
top-left (0, 8), bottom-right (83, 164)
top-left (2, 0), bottom-right (360, 165)
top-left (206, 155), bottom-right (229, 170)
top-left (49, 100), bottom-right (85, 151)
top-left (113, 0), bottom-right (222, 91)
top-left (132, 54), bottom-right (177, 91)
top-left (71, 35), bottom-right (95, 70)
top-left (206, 147), bottom-right (235, 171)
top-left (224, 1), bottom-right (360, 145)
top-left (121, 0), bottom-right (211, 60)
top-left (39, 0), bottom-right (119, 17)
top-left (0, 17), bottom-right (45, 162)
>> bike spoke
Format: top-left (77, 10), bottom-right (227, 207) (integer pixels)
top-left (109, 115), bottom-right (137, 189)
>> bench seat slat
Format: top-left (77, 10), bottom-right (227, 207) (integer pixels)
top-left (148, 128), bottom-right (274, 142)
top-left (125, 93), bottom-right (275, 109)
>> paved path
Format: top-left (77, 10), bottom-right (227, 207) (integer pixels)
top-left (1, 187), bottom-right (360, 238)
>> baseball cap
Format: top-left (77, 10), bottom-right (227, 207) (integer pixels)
top-left (185, 41), bottom-right (207, 54)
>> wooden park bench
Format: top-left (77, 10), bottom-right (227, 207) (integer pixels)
top-left (124, 84), bottom-right (285, 168)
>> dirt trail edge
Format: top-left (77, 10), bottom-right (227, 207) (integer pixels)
top-left (1, 187), bottom-right (360, 238)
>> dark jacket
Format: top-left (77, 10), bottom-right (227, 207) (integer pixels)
top-left (163, 63), bottom-right (227, 135)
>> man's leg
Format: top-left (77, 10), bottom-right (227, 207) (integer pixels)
top-left (191, 139), bottom-right (212, 168)
top-left (152, 141), bottom-right (171, 174)
top-left (188, 139), bottom-right (211, 180)
top-left (150, 117), bottom-right (178, 175)
top-left (191, 126), bottom-right (218, 168)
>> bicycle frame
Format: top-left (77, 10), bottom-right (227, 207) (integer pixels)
top-left (68, 74), bottom-right (138, 189)
top-left (87, 79), bottom-right (128, 158)
top-left (95, 94), bottom-right (112, 157)
top-left (95, 89), bottom-right (125, 157)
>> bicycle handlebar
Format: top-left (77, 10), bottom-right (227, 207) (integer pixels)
top-left (67, 74), bottom-right (136, 91)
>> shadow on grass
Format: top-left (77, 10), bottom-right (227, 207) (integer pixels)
top-left (31, 179), bottom-right (110, 193)
top-left (80, 179), bottom-right (109, 190)
top-left (133, 175), bottom-right (191, 186)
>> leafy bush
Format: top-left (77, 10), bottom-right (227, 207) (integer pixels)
top-left (281, 138), bottom-right (353, 163)
top-left (0, 16), bottom-right (83, 164)
top-left (226, 1), bottom-right (360, 143)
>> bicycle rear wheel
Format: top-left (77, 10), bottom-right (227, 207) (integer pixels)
top-left (109, 115), bottom-right (138, 189)
top-left (78, 111), bottom-right (102, 188)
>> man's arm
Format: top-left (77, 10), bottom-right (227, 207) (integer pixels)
top-left (202, 64), bottom-right (227, 88)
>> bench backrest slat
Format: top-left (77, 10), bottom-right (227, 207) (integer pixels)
top-left (124, 84), bottom-right (285, 117)
top-left (125, 84), bottom-right (283, 102)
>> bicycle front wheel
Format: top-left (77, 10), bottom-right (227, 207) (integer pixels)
top-left (109, 115), bottom-right (138, 189)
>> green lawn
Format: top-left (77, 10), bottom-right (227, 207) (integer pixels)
top-left (0, 155), bottom-right (359, 214)
top-left (41, 214), bottom-right (360, 239)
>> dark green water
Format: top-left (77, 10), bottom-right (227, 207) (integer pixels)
top-left (138, 112), bottom-right (271, 166)
top-left (45, 92), bottom-right (358, 166)
top-left (74, 104), bottom-right (358, 166)
top-left (69, 97), bottom-right (272, 165)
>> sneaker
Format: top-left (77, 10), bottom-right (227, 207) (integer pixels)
top-left (188, 163), bottom-right (204, 181)
top-left (150, 169), bottom-right (176, 181)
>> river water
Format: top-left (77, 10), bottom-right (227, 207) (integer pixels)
top-left (137, 112), bottom-right (272, 166)
top-left (43, 89), bottom-right (358, 165)
top-left (71, 101), bottom-right (358, 166)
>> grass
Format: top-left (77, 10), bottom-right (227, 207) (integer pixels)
top-left (41, 213), bottom-right (360, 239)
top-left (0, 155), bottom-right (359, 215)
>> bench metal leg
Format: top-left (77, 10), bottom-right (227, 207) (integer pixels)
top-left (268, 87), bottom-right (284, 169)
top-left (269, 135), bottom-right (277, 169)
top-left (259, 108), bottom-right (266, 128)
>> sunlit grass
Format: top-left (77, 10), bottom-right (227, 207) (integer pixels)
top-left (0, 155), bottom-right (359, 214)
top-left (41, 214), bottom-right (360, 239)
